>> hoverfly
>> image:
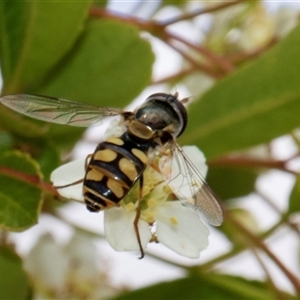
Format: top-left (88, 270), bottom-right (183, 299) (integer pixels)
top-left (0, 93), bottom-right (223, 258)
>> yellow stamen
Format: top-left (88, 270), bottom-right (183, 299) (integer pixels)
top-left (147, 198), bottom-right (157, 207)
top-left (125, 202), bottom-right (135, 212)
top-left (170, 216), bottom-right (178, 225)
top-left (163, 185), bottom-right (172, 194)
top-left (142, 185), bottom-right (151, 196)
top-left (143, 211), bottom-right (155, 223)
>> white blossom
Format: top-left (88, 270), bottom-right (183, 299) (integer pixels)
top-left (50, 146), bottom-right (210, 258)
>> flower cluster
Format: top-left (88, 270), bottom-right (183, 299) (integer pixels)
top-left (51, 146), bottom-right (209, 258)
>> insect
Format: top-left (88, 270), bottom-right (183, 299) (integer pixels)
top-left (0, 92), bottom-right (223, 258)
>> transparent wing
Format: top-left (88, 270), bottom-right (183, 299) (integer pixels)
top-left (159, 143), bottom-right (223, 226)
top-left (0, 94), bottom-right (125, 127)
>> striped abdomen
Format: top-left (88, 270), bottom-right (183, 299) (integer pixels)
top-left (83, 133), bottom-right (151, 212)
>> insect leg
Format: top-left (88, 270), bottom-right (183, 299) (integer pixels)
top-left (54, 178), bottom-right (84, 189)
top-left (54, 153), bottom-right (93, 189)
top-left (85, 154), bottom-right (93, 170)
top-left (133, 174), bottom-right (145, 259)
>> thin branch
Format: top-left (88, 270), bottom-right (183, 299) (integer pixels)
top-left (209, 155), bottom-right (297, 175)
top-left (226, 36), bottom-right (278, 64)
top-left (252, 248), bottom-right (287, 300)
top-left (89, 6), bottom-right (233, 78)
top-left (160, 1), bottom-right (245, 27)
top-left (152, 66), bottom-right (198, 85)
top-left (225, 208), bottom-right (300, 295)
top-left (165, 31), bottom-right (234, 74)
top-left (0, 166), bottom-right (57, 195)
top-left (201, 218), bottom-right (284, 272)
top-left (89, 6), bottom-right (154, 32)
top-left (89, 2), bottom-right (245, 30)
top-left (90, 4), bottom-right (277, 76)
top-left (167, 41), bottom-right (222, 79)
top-left (256, 188), bottom-right (300, 236)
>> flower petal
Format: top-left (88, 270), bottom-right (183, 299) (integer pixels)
top-left (50, 158), bottom-right (85, 202)
top-left (104, 207), bottom-right (151, 252)
top-left (182, 145), bottom-right (208, 177)
top-left (155, 201), bottom-right (209, 258)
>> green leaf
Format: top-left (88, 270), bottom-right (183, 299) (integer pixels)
top-left (30, 140), bottom-right (60, 181)
top-left (288, 176), bottom-right (300, 214)
top-left (93, 0), bottom-right (108, 7)
top-left (0, 1), bottom-right (92, 93)
top-left (0, 103), bottom-right (84, 145)
top-left (47, 124), bottom-right (85, 152)
top-left (207, 166), bottom-right (257, 199)
top-left (0, 104), bottom-right (49, 138)
top-left (181, 25), bottom-right (300, 159)
top-left (0, 131), bottom-right (13, 152)
top-left (38, 19), bottom-right (154, 107)
top-left (0, 151), bottom-right (43, 230)
top-left (113, 273), bottom-right (293, 300)
top-left (0, 246), bottom-right (32, 300)
top-left (162, 0), bottom-right (189, 7)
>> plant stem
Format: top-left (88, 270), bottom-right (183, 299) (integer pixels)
top-left (160, 1), bottom-right (245, 26)
top-left (225, 209), bottom-right (300, 295)
top-left (0, 166), bottom-right (57, 195)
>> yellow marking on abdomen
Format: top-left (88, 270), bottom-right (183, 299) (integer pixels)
top-left (106, 137), bottom-right (124, 146)
top-left (107, 178), bottom-right (124, 199)
top-left (91, 165), bottom-right (131, 189)
top-left (94, 149), bottom-right (117, 162)
top-left (119, 158), bottom-right (138, 181)
top-left (132, 148), bottom-right (148, 164)
top-left (86, 169), bottom-right (104, 181)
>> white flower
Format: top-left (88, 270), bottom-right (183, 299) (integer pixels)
top-left (50, 146), bottom-right (209, 258)
top-left (51, 158), bottom-right (85, 202)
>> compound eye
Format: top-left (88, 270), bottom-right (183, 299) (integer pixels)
top-left (145, 112), bottom-right (169, 130)
top-left (144, 93), bottom-right (188, 138)
top-left (145, 93), bottom-right (169, 102)
top-left (135, 105), bottom-right (176, 132)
